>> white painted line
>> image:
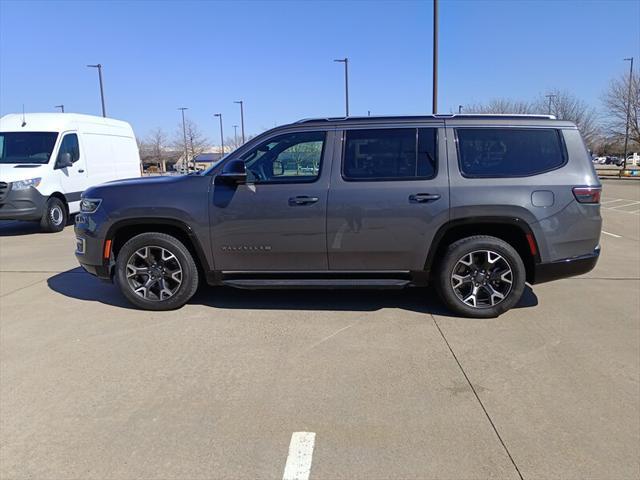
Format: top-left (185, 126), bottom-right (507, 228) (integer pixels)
top-left (601, 199), bottom-right (625, 204)
top-left (283, 432), bottom-right (316, 480)
top-left (602, 230), bottom-right (621, 238)
top-left (610, 202), bottom-right (640, 210)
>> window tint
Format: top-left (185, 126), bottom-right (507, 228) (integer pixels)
top-left (242, 131), bottom-right (325, 183)
top-left (57, 134), bottom-right (80, 163)
top-left (456, 128), bottom-right (565, 177)
top-left (343, 128), bottom-right (437, 180)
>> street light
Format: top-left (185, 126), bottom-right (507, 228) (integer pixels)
top-left (214, 113), bottom-right (224, 156)
top-left (333, 58), bottom-right (349, 116)
top-left (55, 105), bottom-right (64, 113)
top-left (545, 94), bottom-right (557, 115)
top-left (178, 107), bottom-right (189, 173)
top-left (233, 125), bottom-right (239, 147)
top-left (622, 57), bottom-right (634, 174)
top-left (432, 0), bottom-right (438, 114)
top-left (87, 64), bottom-right (106, 117)
top-left (234, 100), bottom-right (245, 144)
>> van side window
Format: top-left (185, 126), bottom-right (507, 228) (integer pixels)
top-left (456, 128), bottom-right (566, 177)
top-left (57, 134), bottom-right (80, 163)
top-left (343, 128), bottom-right (437, 180)
top-left (241, 131), bottom-right (325, 184)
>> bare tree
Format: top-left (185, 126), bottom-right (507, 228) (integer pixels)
top-left (534, 89), bottom-right (600, 148)
top-left (602, 71), bottom-right (640, 147)
top-left (465, 99), bottom-right (534, 114)
top-left (173, 119), bottom-right (209, 169)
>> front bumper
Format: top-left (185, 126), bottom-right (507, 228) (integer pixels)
top-left (0, 186), bottom-right (47, 221)
top-left (532, 247), bottom-right (600, 284)
top-left (74, 211), bottom-right (113, 282)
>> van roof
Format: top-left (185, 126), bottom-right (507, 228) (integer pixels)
top-left (0, 113), bottom-right (134, 134)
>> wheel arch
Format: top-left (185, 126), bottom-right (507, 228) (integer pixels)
top-left (424, 217), bottom-right (540, 283)
top-left (106, 218), bottom-right (212, 278)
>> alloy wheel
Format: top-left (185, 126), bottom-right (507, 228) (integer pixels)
top-left (450, 250), bottom-right (513, 309)
top-left (126, 246), bottom-right (183, 301)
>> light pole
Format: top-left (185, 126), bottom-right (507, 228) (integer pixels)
top-left (87, 64), bottom-right (106, 117)
top-left (234, 100), bottom-right (245, 144)
top-left (432, 0), bottom-right (438, 114)
top-left (178, 107), bottom-right (189, 173)
top-left (233, 125), bottom-right (239, 147)
top-left (334, 58), bottom-right (349, 116)
top-left (214, 113), bottom-right (224, 156)
top-left (622, 57), bottom-right (634, 174)
top-left (55, 105), bottom-right (64, 113)
top-left (545, 94), bottom-right (557, 115)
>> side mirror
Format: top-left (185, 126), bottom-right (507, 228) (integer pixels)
top-left (216, 159), bottom-right (247, 184)
top-left (55, 152), bottom-right (73, 169)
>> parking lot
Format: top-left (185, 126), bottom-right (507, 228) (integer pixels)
top-left (0, 180), bottom-right (638, 479)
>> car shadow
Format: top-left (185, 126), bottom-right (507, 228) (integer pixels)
top-left (0, 220), bottom-right (73, 236)
top-left (47, 268), bottom-right (539, 317)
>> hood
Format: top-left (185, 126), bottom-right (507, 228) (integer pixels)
top-left (84, 174), bottom-right (194, 197)
top-left (0, 163), bottom-right (49, 183)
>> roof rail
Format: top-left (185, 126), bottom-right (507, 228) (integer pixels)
top-left (294, 114), bottom-right (556, 124)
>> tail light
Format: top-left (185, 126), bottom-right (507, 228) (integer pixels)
top-left (573, 186), bottom-right (601, 204)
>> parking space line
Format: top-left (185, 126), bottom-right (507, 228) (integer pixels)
top-left (602, 230), bottom-right (622, 238)
top-left (610, 201), bottom-right (640, 210)
top-left (283, 432), bottom-right (316, 480)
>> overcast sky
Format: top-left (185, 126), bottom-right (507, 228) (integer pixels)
top-left (1, 0), bottom-right (638, 142)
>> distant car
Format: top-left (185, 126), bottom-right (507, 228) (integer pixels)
top-left (605, 156), bottom-right (624, 166)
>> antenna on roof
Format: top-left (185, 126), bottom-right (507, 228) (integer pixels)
top-left (21, 104), bottom-right (26, 127)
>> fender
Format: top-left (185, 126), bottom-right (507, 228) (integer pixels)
top-left (423, 216), bottom-right (541, 275)
top-left (105, 217), bottom-right (213, 274)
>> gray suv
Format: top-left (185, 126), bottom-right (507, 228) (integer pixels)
top-left (74, 115), bottom-right (601, 318)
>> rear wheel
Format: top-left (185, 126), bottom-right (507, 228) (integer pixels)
top-left (115, 232), bottom-right (199, 311)
top-left (436, 235), bottom-right (526, 318)
top-left (40, 197), bottom-right (67, 233)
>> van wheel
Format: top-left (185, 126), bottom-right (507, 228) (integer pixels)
top-left (115, 232), bottom-right (199, 311)
top-left (436, 235), bottom-right (526, 318)
top-left (40, 197), bottom-right (67, 233)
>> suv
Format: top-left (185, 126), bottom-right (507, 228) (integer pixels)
top-left (74, 115), bottom-right (602, 318)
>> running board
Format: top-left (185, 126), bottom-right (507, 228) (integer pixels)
top-left (222, 279), bottom-right (411, 290)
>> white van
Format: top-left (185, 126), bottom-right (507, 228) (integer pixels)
top-left (0, 113), bottom-right (141, 231)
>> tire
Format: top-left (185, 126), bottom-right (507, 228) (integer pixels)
top-left (435, 235), bottom-right (526, 318)
top-left (115, 232), bottom-right (199, 311)
top-left (40, 197), bottom-right (67, 233)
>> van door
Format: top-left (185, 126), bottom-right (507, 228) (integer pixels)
top-left (209, 130), bottom-right (334, 271)
top-left (55, 133), bottom-right (87, 208)
top-left (327, 126), bottom-right (449, 270)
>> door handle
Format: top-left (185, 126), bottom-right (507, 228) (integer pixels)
top-left (289, 195), bottom-right (319, 206)
top-left (409, 193), bottom-right (441, 203)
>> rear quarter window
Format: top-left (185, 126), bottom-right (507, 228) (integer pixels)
top-left (456, 128), bottom-right (566, 178)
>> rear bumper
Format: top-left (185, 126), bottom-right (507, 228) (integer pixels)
top-left (532, 247), bottom-right (600, 284)
top-left (0, 187), bottom-right (46, 221)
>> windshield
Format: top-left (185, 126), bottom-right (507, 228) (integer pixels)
top-left (0, 132), bottom-right (59, 164)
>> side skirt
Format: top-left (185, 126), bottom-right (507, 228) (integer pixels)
top-left (205, 270), bottom-right (430, 289)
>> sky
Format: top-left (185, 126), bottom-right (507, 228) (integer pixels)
top-left (1, 0), bottom-right (638, 144)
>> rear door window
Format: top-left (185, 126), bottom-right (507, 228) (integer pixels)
top-left (343, 128), bottom-right (437, 180)
top-left (456, 128), bottom-right (566, 177)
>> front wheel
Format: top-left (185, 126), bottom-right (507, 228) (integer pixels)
top-left (436, 235), bottom-right (526, 318)
top-left (115, 232), bottom-right (199, 311)
top-left (40, 197), bottom-right (67, 233)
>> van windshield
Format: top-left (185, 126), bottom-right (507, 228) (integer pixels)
top-left (0, 132), bottom-right (59, 164)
